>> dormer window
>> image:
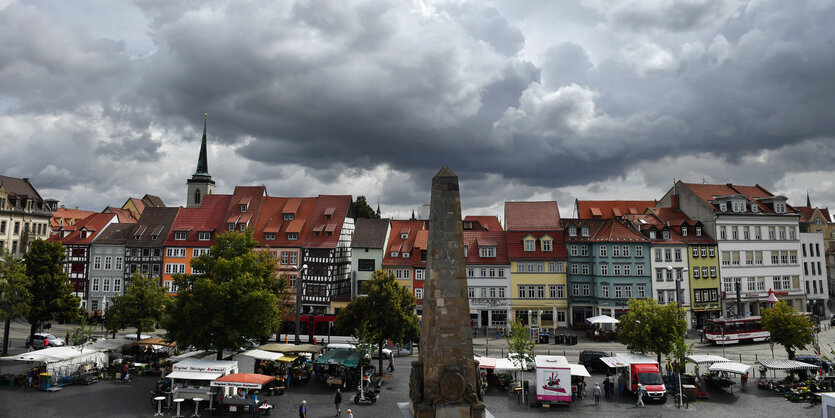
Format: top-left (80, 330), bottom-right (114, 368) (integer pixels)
top-left (240, 204), bottom-right (248, 212)
top-left (569, 226), bottom-right (577, 237)
top-left (198, 231), bottom-right (211, 241)
top-left (662, 230), bottom-right (670, 240)
top-left (541, 239), bottom-right (552, 252)
top-left (228, 223), bottom-right (235, 231)
top-left (287, 232), bottom-right (298, 240)
top-left (265, 233), bottom-right (276, 241)
top-left (174, 231), bottom-right (187, 240)
top-left (581, 226), bottom-right (589, 237)
top-left (80, 230), bottom-right (88, 239)
top-left (391, 251), bottom-right (399, 257)
top-left (681, 226), bottom-right (688, 236)
top-left (239, 223), bottom-right (246, 232)
top-left (732, 201), bottom-right (744, 213)
top-left (649, 231), bottom-right (657, 239)
top-left (719, 202), bottom-right (727, 212)
top-left (695, 227), bottom-right (702, 236)
top-left (401, 233), bottom-right (408, 239)
top-left (284, 213), bottom-right (294, 221)
top-left (774, 202), bottom-right (786, 213)
top-left (524, 239), bottom-right (535, 252)
top-left (751, 203), bottom-right (758, 213)
top-left (479, 246), bottom-right (496, 257)
top-left (403, 252), bottom-right (410, 258)
top-left (324, 207), bottom-right (335, 219)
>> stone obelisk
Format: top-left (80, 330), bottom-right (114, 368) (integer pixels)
top-left (409, 167), bottom-right (485, 418)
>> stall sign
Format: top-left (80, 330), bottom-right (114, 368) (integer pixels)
top-left (210, 381), bottom-right (263, 389)
top-left (173, 364), bottom-right (230, 373)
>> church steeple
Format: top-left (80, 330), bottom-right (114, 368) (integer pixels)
top-left (376, 200), bottom-right (381, 217)
top-left (194, 113), bottom-right (210, 177)
top-left (807, 191), bottom-right (812, 208)
top-left (186, 113), bottom-right (215, 208)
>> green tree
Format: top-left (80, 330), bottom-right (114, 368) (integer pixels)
top-left (761, 300), bottom-right (814, 360)
top-left (335, 270), bottom-right (419, 373)
top-left (505, 319), bottom-right (535, 376)
top-left (106, 271), bottom-right (167, 341)
top-left (163, 229), bottom-right (288, 359)
top-left (618, 298), bottom-right (687, 365)
top-left (24, 240), bottom-right (80, 340)
top-left (0, 252), bottom-right (32, 355)
top-left (69, 316), bottom-right (97, 348)
top-left (352, 196), bottom-right (380, 219)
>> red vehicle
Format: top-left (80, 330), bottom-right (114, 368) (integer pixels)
top-left (703, 317), bottom-right (769, 345)
top-left (602, 353), bottom-right (667, 402)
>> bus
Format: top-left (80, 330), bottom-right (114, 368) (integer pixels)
top-left (704, 316), bottom-right (769, 345)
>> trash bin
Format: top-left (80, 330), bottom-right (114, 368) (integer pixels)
top-left (539, 334), bottom-right (549, 344)
top-left (554, 334), bottom-right (564, 344)
top-left (567, 334), bottom-right (577, 345)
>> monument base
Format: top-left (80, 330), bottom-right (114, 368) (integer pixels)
top-left (400, 402), bottom-right (491, 418)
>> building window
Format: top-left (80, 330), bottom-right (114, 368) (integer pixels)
top-left (693, 268), bottom-right (700, 278)
top-left (581, 246), bottom-right (589, 256)
top-left (115, 257), bottom-right (122, 270)
top-left (637, 285), bottom-right (646, 298)
top-left (623, 265), bottom-right (631, 276)
top-left (174, 231), bottom-right (187, 240)
top-left (358, 259), bottom-right (375, 271)
top-left (655, 249), bottom-right (662, 262)
top-left (613, 246), bottom-right (621, 257)
top-left (681, 226), bottom-right (688, 236)
top-left (415, 288), bottom-right (423, 300)
top-left (264, 233), bottom-right (276, 241)
top-left (541, 240), bottom-right (552, 252)
top-left (467, 267), bottom-right (474, 277)
top-left (622, 246), bottom-right (630, 257)
top-left (570, 245), bottom-right (578, 256)
top-left (114, 278), bottom-right (121, 293)
top-left (582, 284), bottom-right (590, 296)
top-left (166, 248), bottom-right (187, 258)
top-left (104, 257), bottom-right (112, 270)
top-left (656, 269), bottom-right (664, 282)
top-left (571, 264), bottom-right (578, 274)
top-left (581, 226), bottom-right (589, 237)
top-left (664, 249), bottom-right (672, 261)
top-left (524, 240), bottom-right (535, 252)
top-left (288, 233), bottom-right (298, 240)
top-left (692, 247), bottom-right (699, 258)
top-left (103, 279), bottom-right (111, 292)
top-left (479, 246), bottom-right (496, 257)
top-left (581, 264), bottom-right (589, 275)
top-left (674, 249), bottom-right (682, 261)
top-left (649, 231), bottom-right (656, 239)
top-left (601, 284), bottom-right (609, 298)
top-left (635, 246), bottom-right (643, 257)
top-left (600, 246), bottom-right (607, 257)
top-left (636, 265), bottom-right (644, 276)
top-left (91, 278), bottom-right (100, 292)
top-left (613, 265), bottom-right (621, 276)
top-left (93, 256), bottom-right (102, 270)
top-left (601, 265), bottom-right (608, 275)
top-left (663, 230), bottom-right (670, 240)
top-left (615, 285), bottom-right (623, 298)
top-left (658, 291), bottom-right (665, 304)
top-left (415, 269), bottom-right (424, 280)
top-left (569, 226), bottom-right (577, 237)
top-left (572, 284), bottom-right (580, 296)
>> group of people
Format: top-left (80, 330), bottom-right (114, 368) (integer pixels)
top-left (296, 397), bottom-right (353, 418)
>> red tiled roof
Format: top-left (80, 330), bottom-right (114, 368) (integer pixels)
top-left (576, 200), bottom-right (657, 219)
top-left (464, 230), bottom-right (509, 265)
top-left (50, 207), bottom-right (96, 229)
top-left (477, 236), bottom-right (497, 247)
top-left (506, 230), bottom-right (568, 260)
top-left (129, 198), bottom-right (145, 213)
top-left (250, 196), bottom-right (287, 243)
top-left (382, 220), bottom-right (428, 267)
top-left (286, 219), bottom-right (305, 233)
top-left (681, 182), bottom-right (795, 214)
top-left (283, 198), bottom-right (301, 214)
top-left (105, 207), bottom-right (137, 223)
top-left (303, 195), bottom-right (352, 248)
top-left (795, 206), bottom-right (833, 224)
top-left (164, 194), bottom-right (233, 246)
top-left (463, 216), bottom-right (503, 232)
top-left (504, 201), bottom-right (561, 231)
top-left (50, 213), bottom-right (121, 245)
top-left (414, 230), bottom-right (428, 249)
top-left (647, 207), bottom-right (716, 244)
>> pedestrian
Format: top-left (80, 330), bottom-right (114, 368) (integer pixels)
top-left (593, 383), bottom-right (601, 405)
top-left (388, 357), bottom-right (395, 373)
top-left (699, 328), bottom-right (704, 342)
top-left (287, 367), bottom-right (292, 389)
top-left (299, 400), bottom-right (307, 418)
top-left (65, 331), bottom-right (71, 346)
top-left (27, 369), bottom-right (34, 388)
top-left (571, 381), bottom-right (577, 401)
top-left (123, 362), bottom-right (130, 382)
top-left (636, 384), bottom-right (645, 407)
top-left (335, 388), bottom-right (342, 416)
top-left (347, 408), bottom-right (353, 418)
top-left (603, 376), bottom-right (611, 399)
top-left (740, 372), bottom-right (748, 391)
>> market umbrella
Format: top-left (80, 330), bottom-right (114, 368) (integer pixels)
top-left (211, 373), bottom-right (275, 389)
top-left (586, 315), bottom-right (620, 324)
top-left (767, 289), bottom-right (779, 304)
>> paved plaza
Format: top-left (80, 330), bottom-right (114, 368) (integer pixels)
top-left (1, 318), bottom-right (833, 417)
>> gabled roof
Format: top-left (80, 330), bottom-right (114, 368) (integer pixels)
top-left (128, 207), bottom-right (179, 247)
top-left (576, 200), bottom-right (657, 219)
top-left (463, 215), bottom-right (503, 232)
top-left (94, 223), bottom-right (137, 245)
top-left (164, 194), bottom-right (233, 246)
top-left (351, 218), bottom-right (391, 248)
top-left (48, 212), bottom-right (124, 245)
top-left (796, 206), bottom-right (832, 224)
top-left (506, 230), bottom-right (568, 260)
top-left (464, 222), bottom-right (509, 265)
top-left (103, 207), bottom-right (137, 223)
top-left (382, 220), bottom-right (428, 267)
top-left (680, 182), bottom-right (796, 214)
top-left (504, 201), bottom-right (561, 231)
top-left (646, 207), bottom-right (716, 244)
top-left (224, 186), bottom-right (267, 231)
top-left (50, 207), bottom-right (97, 229)
top-left (304, 195), bottom-right (352, 248)
top-left (0, 175), bottom-right (50, 215)
top-left (142, 194), bottom-right (166, 208)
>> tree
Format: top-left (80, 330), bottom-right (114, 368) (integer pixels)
top-left (352, 196), bottom-right (380, 219)
top-left (761, 300), bottom-right (814, 360)
top-left (505, 319), bottom-right (535, 376)
top-left (0, 252), bottom-right (32, 355)
top-left (618, 298), bottom-right (687, 365)
top-left (163, 229), bottom-right (289, 359)
top-left (24, 240), bottom-right (81, 340)
top-left (69, 316), bottom-right (97, 349)
top-left (106, 271), bottom-right (167, 341)
top-left (335, 270), bottom-right (419, 373)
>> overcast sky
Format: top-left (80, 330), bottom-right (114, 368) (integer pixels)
top-left (2, 0), bottom-right (834, 220)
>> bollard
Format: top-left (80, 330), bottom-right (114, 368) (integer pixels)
top-left (739, 353), bottom-right (742, 362)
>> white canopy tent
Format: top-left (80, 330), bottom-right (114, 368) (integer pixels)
top-left (686, 355), bottom-right (731, 365)
top-left (0, 347), bottom-right (108, 376)
top-left (757, 359), bottom-right (819, 371)
top-left (586, 315), bottom-right (620, 324)
top-left (569, 364), bottom-right (591, 378)
top-left (233, 349), bottom-right (286, 374)
top-left (709, 362), bottom-right (752, 375)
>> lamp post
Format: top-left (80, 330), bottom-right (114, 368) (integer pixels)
top-left (293, 264), bottom-right (308, 344)
top-left (667, 265), bottom-right (688, 408)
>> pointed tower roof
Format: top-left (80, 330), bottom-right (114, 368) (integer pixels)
top-left (194, 113), bottom-right (210, 177)
top-left (376, 199), bottom-right (381, 216)
top-left (807, 191), bottom-right (812, 208)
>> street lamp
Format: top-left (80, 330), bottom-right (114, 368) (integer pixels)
top-left (293, 264), bottom-right (308, 344)
top-left (666, 265), bottom-right (687, 408)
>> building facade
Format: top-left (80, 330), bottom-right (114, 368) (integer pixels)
top-left (464, 216), bottom-right (511, 329)
top-left (800, 232), bottom-right (828, 316)
top-left (350, 218), bottom-right (391, 296)
top-left (0, 175), bottom-right (53, 257)
top-left (88, 223), bottom-right (133, 312)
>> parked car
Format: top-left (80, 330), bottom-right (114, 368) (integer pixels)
top-left (795, 355), bottom-right (835, 372)
top-left (25, 333), bottom-right (66, 349)
top-left (579, 350), bottom-right (609, 373)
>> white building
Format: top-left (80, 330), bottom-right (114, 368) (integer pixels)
top-left (801, 232), bottom-right (828, 316)
top-left (660, 182), bottom-right (805, 316)
top-left (0, 175), bottom-right (54, 257)
top-left (464, 216), bottom-right (511, 329)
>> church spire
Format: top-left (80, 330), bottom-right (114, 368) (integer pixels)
top-left (376, 199), bottom-right (381, 217)
top-left (194, 113), bottom-right (209, 176)
top-left (807, 190), bottom-right (812, 208)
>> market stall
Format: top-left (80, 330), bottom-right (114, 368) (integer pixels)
top-left (756, 359), bottom-right (821, 403)
top-left (0, 347), bottom-right (108, 390)
top-left (212, 373), bottom-right (275, 414)
top-left (685, 354), bottom-right (736, 398)
top-left (166, 358), bottom-right (237, 400)
top-left (315, 348), bottom-right (365, 388)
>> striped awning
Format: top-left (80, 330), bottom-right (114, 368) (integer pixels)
top-left (757, 359), bottom-right (818, 371)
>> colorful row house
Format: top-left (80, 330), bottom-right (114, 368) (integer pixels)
top-left (464, 216), bottom-right (510, 328)
top-left (382, 219), bottom-right (428, 313)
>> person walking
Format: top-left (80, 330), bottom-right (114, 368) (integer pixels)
top-left (571, 381), bottom-right (578, 402)
top-left (299, 400), bottom-right (307, 418)
top-left (388, 357), bottom-right (395, 373)
top-left (334, 388), bottom-right (342, 416)
top-left (603, 376), bottom-right (611, 399)
top-left (593, 383), bottom-right (601, 405)
top-left (346, 409), bottom-right (353, 418)
top-left (618, 372), bottom-right (625, 396)
top-left (740, 372), bottom-right (748, 392)
top-left (636, 384), bottom-right (645, 407)
top-left (123, 362), bottom-right (130, 382)
top-left (27, 369), bottom-right (34, 388)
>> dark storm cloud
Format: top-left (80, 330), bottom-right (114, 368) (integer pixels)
top-left (2, 0), bottom-right (835, 212)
